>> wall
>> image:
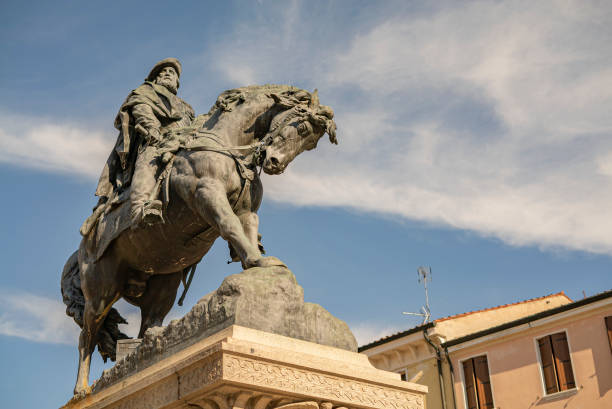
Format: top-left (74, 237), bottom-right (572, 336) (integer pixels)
top-left (406, 358), bottom-right (443, 409)
top-left (450, 305), bottom-right (612, 409)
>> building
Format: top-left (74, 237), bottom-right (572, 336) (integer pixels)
top-left (445, 290), bottom-right (612, 409)
top-left (359, 290), bottom-right (612, 409)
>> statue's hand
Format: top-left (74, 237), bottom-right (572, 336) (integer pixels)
top-left (147, 129), bottom-right (162, 145)
top-left (161, 152), bottom-right (174, 164)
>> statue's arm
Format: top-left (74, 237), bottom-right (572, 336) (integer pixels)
top-left (132, 103), bottom-right (162, 143)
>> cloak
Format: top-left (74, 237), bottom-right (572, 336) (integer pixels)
top-left (94, 82), bottom-right (194, 200)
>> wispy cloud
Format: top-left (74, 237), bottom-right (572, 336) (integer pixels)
top-left (0, 291), bottom-right (183, 344)
top-left (212, 1), bottom-right (612, 255)
top-left (0, 290), bottom-right (80, 345)
top-left (0, 112), bottom-right (113, 179)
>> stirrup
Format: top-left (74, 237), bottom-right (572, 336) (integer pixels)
top-left (133, 200), bottom-right (164, 227)
top-left (142, 207), bottom-right (163, 225)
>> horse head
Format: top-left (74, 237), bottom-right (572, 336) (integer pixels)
top-left (261, 89), bottom-right (337, 175)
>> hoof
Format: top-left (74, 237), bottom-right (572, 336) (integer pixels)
top-left (253, 256), bottom-right (287, 268)
top-left (73, 385), bottom-right (92, 399)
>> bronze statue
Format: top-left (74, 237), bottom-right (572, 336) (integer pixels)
top-left (61, 58), bottom-right (337, 395)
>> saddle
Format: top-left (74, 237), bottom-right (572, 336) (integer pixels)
top-left (80, 153), bottom-right (175, 261)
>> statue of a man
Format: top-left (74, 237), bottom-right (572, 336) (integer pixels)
top-left (85, 58), bottom-right (194, 232)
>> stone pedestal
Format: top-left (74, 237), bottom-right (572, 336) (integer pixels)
top-left (62, 326), bottom-right (426, 409)
top-left (116, 339), bottom-right (143, 362)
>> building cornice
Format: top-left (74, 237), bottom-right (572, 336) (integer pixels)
top-left (359, 322), bottom-right (434, 352)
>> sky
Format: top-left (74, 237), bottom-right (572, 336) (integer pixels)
top-left (1, 0), bottom-right (611, 407)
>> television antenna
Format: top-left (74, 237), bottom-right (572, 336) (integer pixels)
top-left (402, 266), bottom-right (432, 325)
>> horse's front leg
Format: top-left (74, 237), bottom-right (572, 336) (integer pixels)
top-left (238, 212), bottom-right (259, 250)
top-left (193, 180), bottom-right (283, 269)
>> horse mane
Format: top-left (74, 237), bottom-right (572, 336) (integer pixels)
top-left (191, 85), bottom-right (314, 139)
top-left (192, 84), bottom-right (336, 144)
top-left (206, 84), bottom-right (312, 116)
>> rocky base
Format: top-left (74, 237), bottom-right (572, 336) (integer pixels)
top-left (95, 265), bottom-right (357, 391)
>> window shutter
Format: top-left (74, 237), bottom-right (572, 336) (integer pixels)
top-left (606, 316), bottom-right (612, 354)
top-left (463, 360), bottom-right (478, 409)
top-left (474, 356), bottom-right (494, 409)
top-left (551, 332), bottom-right (575, 391)
top-left (538, 337), bottom-right (559, 394)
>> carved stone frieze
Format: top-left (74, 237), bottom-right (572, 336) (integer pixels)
top-left (178, 355), bottom-right (223, 397)
top-left (110, 379), bottom-right (177, 409)
top-left (224, 355), bottom-right (424, 409)
top-left (274, 402), bottom-right (319, 409)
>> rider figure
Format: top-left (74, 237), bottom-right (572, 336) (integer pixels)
top-left (87, 58), bottom-right (194, 231)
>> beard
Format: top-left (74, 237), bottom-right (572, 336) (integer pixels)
top-left (155, 77), bottom-right (178, 94)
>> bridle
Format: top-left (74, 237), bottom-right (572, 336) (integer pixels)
top-left (165, 106), bottom-right (314, 168)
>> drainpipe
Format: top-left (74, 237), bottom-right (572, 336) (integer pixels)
top-left (423, 329), bottom-right (447, 409)
top-left (444, 345), bottom-right (457, 409)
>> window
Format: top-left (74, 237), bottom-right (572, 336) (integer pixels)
top-left (606, 316), bottom-right (612, 354)
top-left (537, 332), bottom-right (575, 395)
top-left (462, 355), bottom-right (494, 409)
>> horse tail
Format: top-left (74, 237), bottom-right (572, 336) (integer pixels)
top-left (60, 250), bottom-right (129, 362)
top-left (61, 251), bottom-right (84, 327)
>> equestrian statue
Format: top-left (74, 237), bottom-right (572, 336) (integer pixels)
top-left (60, 58), bottom-right (337, 395)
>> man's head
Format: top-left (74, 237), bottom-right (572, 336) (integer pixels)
top-left (146, 58), bottom-right (182, 94)
top-left (155, 66), bottom-right (179, 94)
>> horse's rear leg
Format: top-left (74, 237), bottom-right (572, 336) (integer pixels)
top-left (136, 272), bottom-right (182, 338)
top-left (74, 259), bottom-right (122, 395)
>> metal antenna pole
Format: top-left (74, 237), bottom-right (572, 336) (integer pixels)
top-left (403, 266), bottom-right (432, 325)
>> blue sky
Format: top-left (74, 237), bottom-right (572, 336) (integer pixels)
top-left (1, 1), bottom-right (611, 407)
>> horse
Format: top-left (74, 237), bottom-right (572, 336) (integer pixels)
top-left (60, 85), bottom-right (337, 395)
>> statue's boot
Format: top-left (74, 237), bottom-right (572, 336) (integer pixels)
top-left (132, 199), bottom-right (164, 227)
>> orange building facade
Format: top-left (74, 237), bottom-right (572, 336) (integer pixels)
top-left (446, 291), bottom-right (612, 409)
top-left (360, 290), bottom-right (612, 409)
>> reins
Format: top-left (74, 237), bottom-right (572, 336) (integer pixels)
top-left (164, 128), bottom-right (269, 167)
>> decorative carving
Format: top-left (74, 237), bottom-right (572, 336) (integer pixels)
top-left (178, 356), bottom-right (223, 397)
top-left (210, 394), bottom-right (231, 409)
top-left (110, 379), bottom-right (177, 409)
top-left (191, 400), bottom-right (217, 409)
top-left (224, 356), bottom-right (424, 409)
top-left (274, 402), bottom-right (319, 409)
top-left (252, 395), bottom-right (274, 409)
top-left (232, 391), bottom-right (253, 409)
